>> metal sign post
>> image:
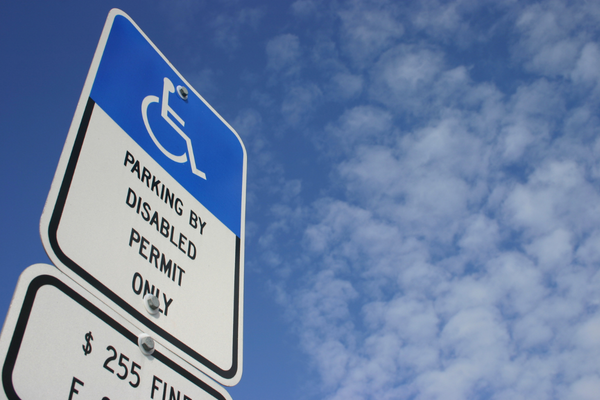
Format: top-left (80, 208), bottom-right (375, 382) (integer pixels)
top-left (40, 9), bottom-right (246, 386)
top-left (0, 265), bottom-right (232, 400)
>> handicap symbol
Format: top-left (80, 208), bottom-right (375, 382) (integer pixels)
top-left (141, 77), bottom-right (206, 180)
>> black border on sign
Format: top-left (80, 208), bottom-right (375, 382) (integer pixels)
top-left (2, 274), bottom-right (227, 400)
top-left (46, 98), bottom-right (240, 380)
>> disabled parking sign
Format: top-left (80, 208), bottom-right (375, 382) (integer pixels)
top-left (40, 9), bottom-right (246, 386)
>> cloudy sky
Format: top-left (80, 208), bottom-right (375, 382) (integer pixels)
top-left (2, 0), bottom-right (600, 399)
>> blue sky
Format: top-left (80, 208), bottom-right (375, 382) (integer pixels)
top-left (2, 1), bottom-right (600, 399)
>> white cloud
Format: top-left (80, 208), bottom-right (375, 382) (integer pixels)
top-left (281, 83), bottom-right (322, 125)
top-left (250, 0), bottom-right (600, 398)
top-left (210, 7), bottom-right (264, 50)
top-left (325, 105), bottom-right (393, 151)
top-left (410, 0), bottom-right (501, 48)
top-left (496, 79), bottom-right (567, 165)
top-left (571, 42), bottom-right (600, 90)
top-left (337, 1), bottom-right (404, 66)
top-left (569, 375), bottom-right (600, 400)
top-left (184, 68), bottom-right (219, 102)
top-left (499, 124), bottom-right (534, 162)
top-left (369, 45), bottom-right (445, 112)
top-left (513, 3), bottom-right (576, 76)
top-left (512, 1), bottom-right (600, 78)
top-left (458, 214), bottom-right (500, 256)
top-left (266, 33), bottom-right (302, 73)
top-left (503, 160), bottom-right (600, 238)
top-left (576, 232), bottom-right (600, 265)
top-left (330, 72), bottom-right (364, 100)
top-left (525, 228), bottom-right (573, 271)
top-left (291, 0), bottom-right (319, 16)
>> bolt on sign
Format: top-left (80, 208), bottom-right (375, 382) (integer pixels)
top-left (39, 9), bottom-right (246, 386)
top-left (0, 265), bottom-right (232, 400)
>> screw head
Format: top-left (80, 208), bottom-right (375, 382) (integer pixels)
top-left (143, 294), bottom-right (160, 315)
top-left (177, 85), bottom-right (188, 100)
top-left (138, 334), bottom-right (155, 355)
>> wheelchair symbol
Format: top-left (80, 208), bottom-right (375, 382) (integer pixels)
top-left (141, 77), bottom-right (206, 180)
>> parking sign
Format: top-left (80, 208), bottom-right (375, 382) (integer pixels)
top-left (40, 9), bottom-right (246, 386)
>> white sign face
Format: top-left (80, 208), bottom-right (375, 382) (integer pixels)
top-left (0, 265), bottom-right (232, 400)
top-left (39, 9), bottom-right (246, 385)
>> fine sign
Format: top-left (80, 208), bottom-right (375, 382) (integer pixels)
top-left (0, 265), bottom-right (232, 400)
top-left (40, 9), bottom-right (246, 386)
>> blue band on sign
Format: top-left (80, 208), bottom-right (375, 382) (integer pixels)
top-left (91, 15), bottom-right (244, 237)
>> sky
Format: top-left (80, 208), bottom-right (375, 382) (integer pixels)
top-left (2, 0), bottom-right (600, 399)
